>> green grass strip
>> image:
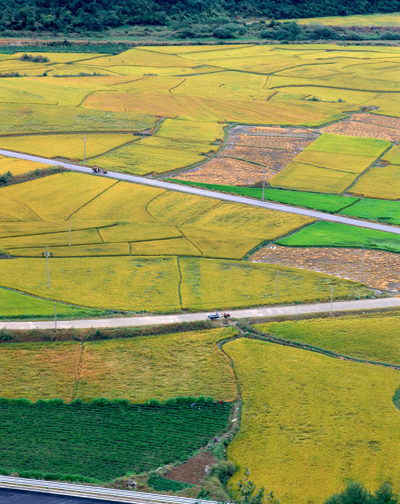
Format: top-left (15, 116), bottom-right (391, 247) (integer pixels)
top-left (169, 179), bottom-right (359, 213)
top-left (340, 198), bottom-right (400, 226)
top-left (277, 221), bottom-right (400, 253)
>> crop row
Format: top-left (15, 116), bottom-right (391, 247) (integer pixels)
top-left (0, 398), bottom-right (231, 481)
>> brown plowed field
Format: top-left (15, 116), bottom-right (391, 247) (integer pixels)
top-left (165, 451), bottom-right (217, 485)
top-left (320, 120), bottom-right (400, 142)
top-left (250, 244), bottom-right (400, 292)
top-left (223, 145), bottom-right (299, 169)
top-left (352, 113), bottom-right (400, 130)
top-left (174, 156), bottom-right (276, 185)
top-left (227, 134), bottom-right (314, 150)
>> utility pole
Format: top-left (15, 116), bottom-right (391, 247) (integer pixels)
top-left (330, 286), bottom-right (333, 316)
top-left (361, 244), bottom-right (364, 283)
top-left (83, 134), bottom-right (86, 166)
top-left (55, 303), bottom-right (57, 329)
top-left (69, 222), bottom-right (71, 247)
top-left (129, 243), bottom-right (132, 256)
top-left (262, 165), bottom-right (265, 201)
top-left (46, 247), bottom-right (50, 288)
top-left (277, 270), bottom-right (279, 301)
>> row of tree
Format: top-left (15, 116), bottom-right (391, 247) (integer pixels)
top-left (0, 0), bottom-right (398, 32)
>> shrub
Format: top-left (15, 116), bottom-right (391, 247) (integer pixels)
top-left (213, 27), bottom-right (233, 39)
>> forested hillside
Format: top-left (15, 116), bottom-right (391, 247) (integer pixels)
top-left (0, 0), bottom-right (398, 32)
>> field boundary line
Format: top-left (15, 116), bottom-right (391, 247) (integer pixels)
top-left (341, 142), bottom-right (394, 195)
top-left (66, 180), bottom-right (119, 220)
top-left (178, 229), bottom-right (203, 256)
top-left (144, 190), bottom-right (169, 222)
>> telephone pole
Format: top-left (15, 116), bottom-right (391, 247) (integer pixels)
top-left (361, 245), bottom-right (364, 283)
top-left (46, 247), bottom-right (50, 288)
top-left (262, 165), bottom-right (265, 201)
top-left (83, 134), bottom-right (86, 166)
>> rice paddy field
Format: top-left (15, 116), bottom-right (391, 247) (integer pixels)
top-left (225, 338), bottom-right (400, 504)
top-left (3, 42), bottom-right (400, 500)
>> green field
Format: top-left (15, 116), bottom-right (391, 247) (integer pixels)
top-left (277, 221), bottom-right (400, 253)
top-left (287, 13), bottom-right (400, 25)
top-left (170, 179), bottom-right (360, 213)
top-left (340, 198), bottom-right (400, 226)
top-left (0, 398), bottom-right (231, 481)
top-left (255, 312), bottom-right (400, 365)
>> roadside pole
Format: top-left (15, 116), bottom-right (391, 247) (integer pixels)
top-left (55, 303), bottom-right (57, 329)
top-left (330, 286), bottom-right (333, 316)
top-left (277, 270), bottom-right (279, 301)
top-left (46, 247), bottom-right (50, 288)
top-left (83, 134), bottom-right (86, 166)
top-left (361, 244), bottom-right (364, 283)
top-left (262, 165), bottom-right (265, 201)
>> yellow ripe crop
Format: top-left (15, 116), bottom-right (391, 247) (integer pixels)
top-left (71, 181), bottom-right (165, 224)
top-left (0, 342), bottom-right (82, 402)
top-left (225, 339), bottom-right (400, 504)
top-left (255, 312), bottom-right (400, 365)
top-left (270, 162), bottom-right (357, 194)
top-left (98, 222), bottom-right (182, 243)
top-left (84, 48), bottom-right (197, 68)
top-left (293, 150), bottom-right (375, 174)
top-left (179, 258), bottom-right (370, 311)
top-left (0, 155), bottom-right (50, 177)
top-left (75, 327), bottom-right (238, 403)
top-left (183, 201), bottom-right (314, 239)
top-left (288, 13), bottom-right (400, 25)
top-left (9, 243), bottom-right (130, 258)
top-left (0, 327), bottom-right (238, 403)
top-left (0, 133), bottom-right (136, 161)
top-left (350, 165), bottom-right (400, 200)
top-left (129, 237), bottom-right (201, 257)
top-left (156, 118), bottom-right (225, 144)
top-left (2, 228), bottom-right (102, 250)
top-left (1, 172), bottom-right (115, 221)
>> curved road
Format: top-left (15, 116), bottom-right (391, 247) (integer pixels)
top-left (1, 148), bottom-right (400, 235)
top-left (1, 297), bottom-right (400, 330)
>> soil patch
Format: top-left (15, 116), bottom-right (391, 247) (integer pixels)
top-left (250, 244), bottom-right (400, 292)
top-left (165, 451), bottom-right (217, 485)
top-left (321, 120), bottom-right (400, 142)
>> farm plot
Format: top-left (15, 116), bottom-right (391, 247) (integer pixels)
top-left (277, 221), bottom-right (400, 254)
top-left (340, 198), bottom-right (400, 226)
top-left (255, 312), bottom-right (400, 366)
top-left (353, 113), bottom-right (400, 130)
top-left (349, 165), bottom-right (400, 200)
top-left (0, 133), bottom-right (137, 160)
top-left (222, 145), bottom-right (299, 170)
top-left (179, 258), bottom-right (370, 311)
top-left (0, 327), bottom-right (237, 403)
top-left (320, 120), bottom-right (400, 142)
top-left (0, 399), bottom-right (231, 481)
top-left (225, 339), bottom-right (400, 504)
top-left (250, 244), bottom-right (400, 291)
top-left (0, 156), bottom-right (50, 177)
top-left (270, 134), bottom-right (390, 194)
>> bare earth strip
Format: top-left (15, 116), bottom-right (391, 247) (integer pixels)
top-left (250, 244), bottom-right (400, 292)
top-left (320, 120), bottom-right (400, 141)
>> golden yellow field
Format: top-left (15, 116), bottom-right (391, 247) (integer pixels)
top-left (255, 312), bottom-right (400, 365)
top-left (0, 133), bottom-right (137, 160)
top-left (0, 155), bottom-right (50, 176)
top-left (225, 338), bottom-right (400, 504)
top-left (0, 327), bottom-right (238, 403)
top-left (350, 165), bottom-right (400, 199)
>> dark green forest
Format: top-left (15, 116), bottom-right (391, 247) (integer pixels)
top-left (0, 0), bottom-right (398, 33)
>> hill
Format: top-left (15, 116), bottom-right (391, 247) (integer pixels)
top-left (0, 0), bottom-right (398, 33)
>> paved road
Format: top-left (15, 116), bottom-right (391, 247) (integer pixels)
top-left (1, 148), bottom-right (400, 236)
top-left (0, 488), bottom-right (117, 504)
top-left (2, 297), bottom-right (400, 330)
top-left (0, 476), bottom-right (218, 504)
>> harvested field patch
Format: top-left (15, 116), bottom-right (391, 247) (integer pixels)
top-left (225, 339), bottom-right (400, 504)
top-left (354, 113), bottom-right (400, 130)
top-left (175, 157), bottom-right (274, 186)
top-left (350, 164), bottom-right (400, 200)
top-left (320, 120), bottom-right (400, 142)
top-left (223, 145), bottom-right (299, 170)
top-left (227, 134), bottom-right (314, 151)
top-left (250, 244), bottom-right (400, 292)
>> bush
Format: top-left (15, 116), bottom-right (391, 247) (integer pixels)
top-left (147, 473), bottom-right (192, 492)
top-left (212, 460), bottom-right (236, 485)
top-left (213, 27), bottom-right (233, 39)
top-left (325, 481), bottom-right (399, 504)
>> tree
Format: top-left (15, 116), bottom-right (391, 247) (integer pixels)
top-left (324, 482), bottom-right (399, 504)
top-left (229, 468), bottom-right (279, 504)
